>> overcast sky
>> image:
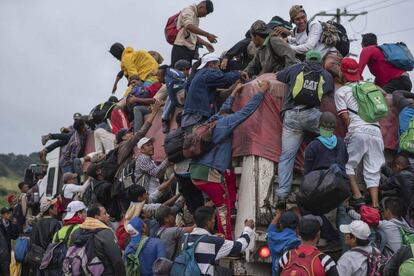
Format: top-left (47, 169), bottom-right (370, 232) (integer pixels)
top-left (1, 0), bottom-right (413, 154)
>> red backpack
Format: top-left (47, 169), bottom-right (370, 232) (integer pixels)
top-left (281, 248), bottom-right (323, 276)
top-left (165, 12), bottom-right (181, 45)
top-left (115, 218), bottom-right (130, 250)
top-left (182, 120), bottom-right (217, 159)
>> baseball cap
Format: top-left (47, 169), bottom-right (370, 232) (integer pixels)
top-left (73, 113), bottom-right (82, 120)
top-left (319, 111), bottom-right (337, 131)
top-left (116, 127), bottom-right (132, 144)
top-left (289, 5), bottom-right (306, 22)
top-left (64, 201), bottom-right (86, 220)
top-left (341, 57), bottom-right (361, 82)
top-left (360, 205), bottom-right (380, 226)
top-left (0, 207), bottom-right (12, 215)
top-left (280, 211), bottom-right (299, 229)
top-left (174, 59), bottom-right (191, 70)
top-left (197, 53), bottom-right (220, 70)
top-left (62, 172), bottom-right (77, 184)
top-left (340, 220), bottom-right (371, 240)
top-left (306, 50), bottom-right (322, 63)
top-left (40, 197), bottom-right (58, 214)
top-left (250, 20), bottom-right (272, 36)
top-left (137, 137), bottom-right (154, 149)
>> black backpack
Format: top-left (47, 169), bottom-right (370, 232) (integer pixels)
top-left (82, 180), bottom-right (99, 207)
top-left (326, 20), bottom-right (350, 57)
top-left (164, 128), bottom-right (186, 163)
top-left (89, 101), bottom-right (117, 125)
top-left (13, 197), bottom-right (27, 227)
top-left (291, 65), bottom-right (324, 107)
top-left (297, 163), bottom-right (350, 214)
top-left (102, 148), bottom-right (119, 182)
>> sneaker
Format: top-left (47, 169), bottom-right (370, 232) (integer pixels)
top-left (41, 134), bottom-right (50, 146)
top-left (162, 120), bottom-right (170, 134)
top-left (349, 196), bottom-right (366, 209)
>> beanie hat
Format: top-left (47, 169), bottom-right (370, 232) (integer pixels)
top-left (319, 112), bottom-right (337, 130)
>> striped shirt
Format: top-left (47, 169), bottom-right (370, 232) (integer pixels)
top-left (279, 244), bottom-right (338, 276)
top-left (184, 227), bottom-right (254, 276)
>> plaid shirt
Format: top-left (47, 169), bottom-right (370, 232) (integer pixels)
top-left (59, 131), bottom-right (86, 167)
top-left (134, 154), bottom-right (168, 195)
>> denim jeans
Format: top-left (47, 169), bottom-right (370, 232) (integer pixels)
top-left (45, 132), bottom-right (72, 153)
top-left (276, 107), bottom-right (321, 199)
top-left (336, 204), bottom-right (351, 253)
top-left (162, 97), bottom-right (174, 122)
top-left (133, 105), bottom-right (149, 133)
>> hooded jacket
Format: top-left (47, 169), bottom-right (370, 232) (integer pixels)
top-left (267, 225), bottom-right (300, 276)
top-left (121, 47), bottom-right (158, 82)
top-left (71, 217), bottom-right (126, 276)
top-left (0, 220), bottom-right (19, 263)
top-left (191, 92), bottom-right (264, 174)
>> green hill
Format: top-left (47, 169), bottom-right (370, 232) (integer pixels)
top-left (0, 152), bottom-right (40, 208)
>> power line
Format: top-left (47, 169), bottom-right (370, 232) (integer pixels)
top-left (376, 26), bottom-right (414, 37)
top-left (325, 0), bottom-right (371, 13)
top-left (348, 0), bottom-right (395, 12)
top-left (365, 0), bottom-right (410, 13)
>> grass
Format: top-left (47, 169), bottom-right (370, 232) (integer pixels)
top-left (0, 176), bottom-right (20, 208)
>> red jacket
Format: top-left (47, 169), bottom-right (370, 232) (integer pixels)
top-left (358, 45), bottom-right (405, 87)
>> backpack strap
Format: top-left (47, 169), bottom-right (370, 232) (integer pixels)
top-left (133, 236), bottom-right (149, 258)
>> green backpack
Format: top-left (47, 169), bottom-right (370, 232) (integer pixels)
top-left (126, 237), bottom-right (149, 276)
top-left (400, 117), bottom-right (414, 154)
top-left (348, 82), bottom-right (388, 123)
top-left (401, 227), bottom-right (414, 245)
top-left (399, 244), bottom-right (414, 276)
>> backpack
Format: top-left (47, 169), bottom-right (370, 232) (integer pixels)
top-left (401, 226), bottom-right (414, 245)
top-left (291, 65), bottom-right (324, 107)
top-left (62, 230), bottom-right (105, 276)
top-left (119, 160), bottom-right (136, 190)
top-left (164, 128), bottom-right (186, 163)
top-left (297, 163), bottom-right (350, 214)
top-left (350, 247), bottom-right (389, 276)
top-left (378, 42), bottom-right (414, 71)
top-left (89, 101), bottom-right (117, 125)
top-left (182, 121), bottom-right (217, 159)
top-left (15, 235), bottom-right (30, 263)
top-left (39, 224), bottom-right (76, 272)
top-left (115, 218), bottom-right (130, 250)
top-left (170, 235), bottom-right (205, 276)
top-left (399, 244), bottom-right (414, 276)
top-left (400, 117), bottom-right (414, 154)
top-left (12, 200), bottom-right (27, 227)
top-left (280, 247), bottom-right (323, 276)
top-left (347, 81), bottom-right (388, 123)
top-left (165, 12), bottom-right (181, 45)
top-left (126, 237), bottom-right (149, 276)
top-left (102, 148), bottom-right (119, 182)
top-left (82, 181), bottom-right (99, 207)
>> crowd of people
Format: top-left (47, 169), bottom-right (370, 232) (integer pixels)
top-left (2, 1), bottom-right (414, 276)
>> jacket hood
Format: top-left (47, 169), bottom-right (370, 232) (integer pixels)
top-left (268, 228), bottom-right (300, 254)
top-left (122, 47), bottom-right (134, 57)
top-left (109, 42), bottom-right (124, 60)
top-left (80, 217), bottom-right (110, 230)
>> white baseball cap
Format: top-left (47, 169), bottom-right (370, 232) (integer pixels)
top-left (197, 53), bottom-right (220, 70)
top-left (137, 137), bottom-right (154, 149)
top-left (339, 220), bottom-right (371, 240)
top-left (64, 201), bottom-right (86, 221)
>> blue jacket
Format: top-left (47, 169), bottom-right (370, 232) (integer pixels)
top-left (192, 92), bottom-right (265, 174)
top-left (184, 68), bottom-right (241, 117)
top-left (125, 236), bottom-right (166, 276)
top-left (267, 225), bottom-right (300, 276)
top-left (165, 68), bottom-right (187, 107)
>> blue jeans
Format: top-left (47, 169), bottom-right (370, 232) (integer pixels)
top-left (133, 106), bottom-right (149, 133)
top-left (162, 97), bottom-right (174, 121)
top-left (336, 204), bottom-right (351, 254)
top-left (276, 108), bottom-right (321, 199)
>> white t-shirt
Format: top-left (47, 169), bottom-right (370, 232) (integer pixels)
top-left (62, 179), bottom-right (90, 200)
top-left (334, 84), bottom-right (380, 132)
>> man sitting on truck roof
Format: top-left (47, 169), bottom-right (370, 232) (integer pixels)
top-left (59, 119), bottom-right (87, 174)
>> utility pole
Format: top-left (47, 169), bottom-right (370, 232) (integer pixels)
top-left (310, 8), bottom-right (367, 24)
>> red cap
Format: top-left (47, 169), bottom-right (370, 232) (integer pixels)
top-left (341, 57), bottom-right (361, 82)
top-left (360, 205), bottom-right (380, 226)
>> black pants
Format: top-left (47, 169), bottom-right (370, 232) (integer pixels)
top-left (0, 261), bottom-right (9, 276)
top-left (171, 45), bottom-right (195, 67)
top-left (382, 74), bottom-right (412, 94)
top-left (44, 132), bottom-right (72, 153)
top-left (176, 175), bottom-right (204, 213)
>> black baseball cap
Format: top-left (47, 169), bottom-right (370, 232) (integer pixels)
top-left (0, 207), bottom-right (12, 215)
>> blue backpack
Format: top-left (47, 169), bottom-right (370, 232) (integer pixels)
top-left (15, 236), bottom-right (30, 263)
top-left (170, 235), bottom-right (205, 276)
top-left (378, 42), bottom-right (414, 71)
